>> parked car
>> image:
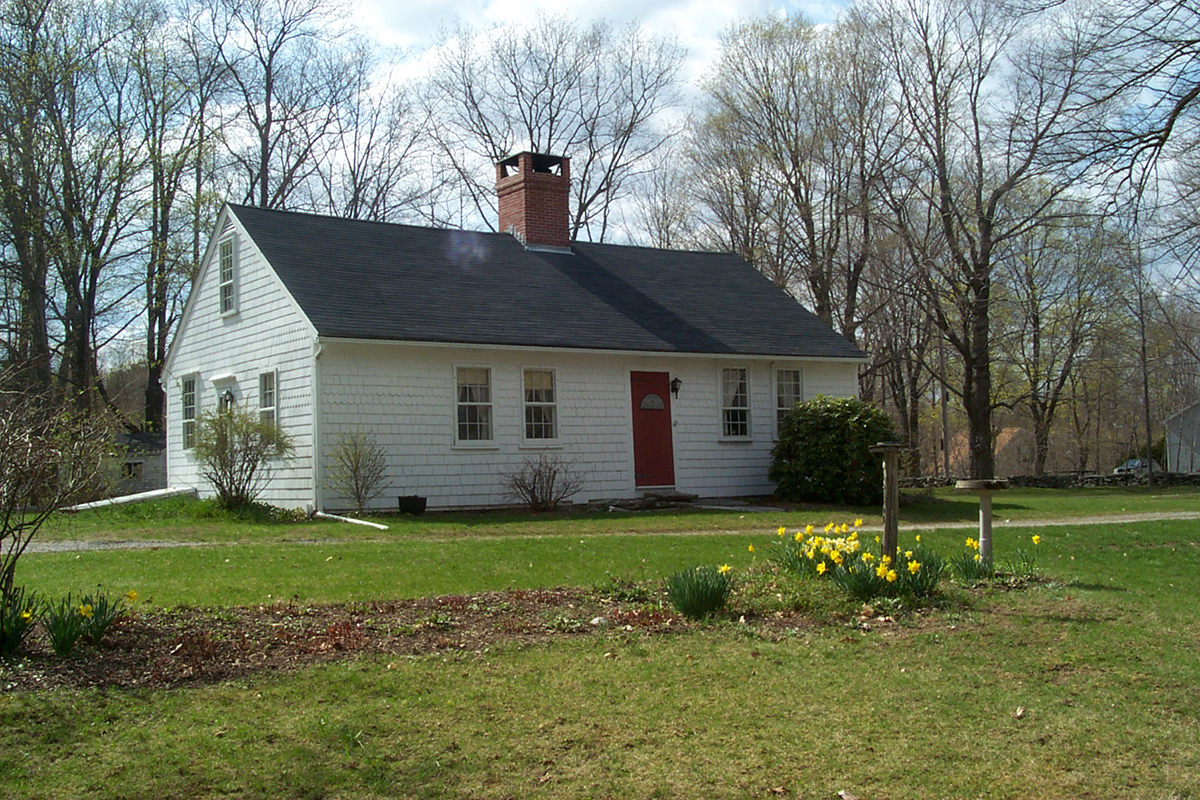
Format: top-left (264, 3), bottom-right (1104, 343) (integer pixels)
top-left (1113, 458), bottom-right (1162, 474)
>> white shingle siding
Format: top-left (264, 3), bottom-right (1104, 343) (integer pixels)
top-left (165, 213), bottom-right (317, 508)
top-left (316, 343), bottom-right (861, 511)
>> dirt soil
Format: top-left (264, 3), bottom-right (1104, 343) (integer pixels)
top-left (2, 588), bottom-right (817, 694)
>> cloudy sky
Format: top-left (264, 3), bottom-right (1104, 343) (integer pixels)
top-left (357, 0), bottom-right (851, 87)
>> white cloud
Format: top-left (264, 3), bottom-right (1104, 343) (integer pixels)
top-left (355, 0), bottom-right (849, 87)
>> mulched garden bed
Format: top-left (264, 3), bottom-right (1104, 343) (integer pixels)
top-left (3, 587), bottom-right (805, 693)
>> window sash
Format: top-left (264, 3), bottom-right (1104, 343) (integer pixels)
top-left (259, 371), bottom-right (277, 425)
top-left (181, 377), bottom-right (196, 449)
top-left (721, 367), bottom-right (749, 437)
top-left (456, 367), bottom-right (493, 441)
top-left (776, 369), bottom-right (802, 427)
top-left (523, 369), bottom-right (557, 440)
top-left (219, 239), bottom-right (235, 313)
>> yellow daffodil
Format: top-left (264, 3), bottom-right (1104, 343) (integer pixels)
top-left (908, 561), bottom-right (921, 574)
top-left (840, 523), bottom-right (849, 534)
top-left (794, 532), bottom-right (804, 542)
top-left (886, 570), bottom-right (898, 583)
top-left (805, 524), bottom-right (814, 535)
top-left (881, 555), bottom-right (892, 567)
top-left (748, 544), bottom-right (754, 553)
top-left (974, 553), bottom-right (981, 563)
top-left (126, 590), bottom-right (138, 603)
top-left (719, 564), bottom-right (732, 575)
top-left (915, 534), bottom-right (921, 542)
top-left (831, 550), bottom-right (844, 565)
top-left (863, 552), bottom-right (875, 563)
top-left (854, 518), bottom-right (863, 527)
top-left (905, 550), bottom-right (913, 559)
top-left (1031, 535), bottom-right (1041, 545)
top-left (825, 522), bottom-right (834, 533)
top-left (816, 561), bottom-right (827, 575)
top-left (20, 609), bottom-right (32, 622)
top-left (874, 536), bottom-right (881, 544)
top-left (79, 604), bottom-right (93, 619)
top-left (876, 564), bottom-right (889, 578)
top-left (966, 537), bottom-right (978, 550)
top-left (777, 526), bottom-right (787, 537)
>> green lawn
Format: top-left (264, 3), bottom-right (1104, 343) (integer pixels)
top-left (3, 493), bottom-right (1200, 799)
top-left (36, 484), bottom-right (1200, 547)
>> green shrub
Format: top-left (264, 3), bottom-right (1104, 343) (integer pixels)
top-left (665, 566), bottom-right (733, 620)
top-left (0, 586), bottom-right (39, 657)
top-left (769, 396), bottom-right (897, 505)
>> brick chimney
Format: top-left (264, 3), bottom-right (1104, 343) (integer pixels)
top-left (496, 152), bottom-right (571, 249)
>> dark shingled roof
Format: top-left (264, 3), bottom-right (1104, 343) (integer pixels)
top-left (229, 204), bottom-right (867, 360)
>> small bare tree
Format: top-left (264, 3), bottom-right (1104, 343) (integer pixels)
top-left (192, 406), bottom-right (293, 510)
top-left (502, 454), bottom-right (584, 512)
top-left (325, 429), bottom-right (390, 513)
top-left (0, 381), bottom-right (113, 600)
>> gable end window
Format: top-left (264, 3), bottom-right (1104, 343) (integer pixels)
top-left (218, 237), bottom-right (237, 314)
top-left (181, 376), bottom-right (197, 449)
top-left (721, 367), bottom-right (750, 438)
top-left (523, 368), bottom-right (557, 440)
top-left (456, 367), bottom-right (493, 442)
top-left (776, 368), bottom-right (803, 429)
top-left (259, 371), bottom-right (277, 425)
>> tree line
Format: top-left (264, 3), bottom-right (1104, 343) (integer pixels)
top-left (1, 0), bottom-right (1196, 479)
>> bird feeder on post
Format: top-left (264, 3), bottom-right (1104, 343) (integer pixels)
top-left (869, 442), bottom-right (907, 564)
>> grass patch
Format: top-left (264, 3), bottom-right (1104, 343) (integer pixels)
top-left (37, 485), bottom-right (1200, 546)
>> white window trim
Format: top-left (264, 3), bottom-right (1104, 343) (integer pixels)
top-left (259, 369), bottom-right (278, 425)
top-left (774, 367), bottom-right (804, 437)
top-left (453, 364), bottom-right (496, 447)
top-left (719, 365), bottom-right (751, 440)
top-left (218, 236), bottom-right (237, 316)
top-left (521, 366), bottom-right (560, 446)
top-left (181, 374), bottom-right (198, 450)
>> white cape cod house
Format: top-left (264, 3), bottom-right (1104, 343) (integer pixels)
top-left (164, 152), bottom-right (868, 511)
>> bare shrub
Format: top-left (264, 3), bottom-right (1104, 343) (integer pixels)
top-left (325, 429), bottom-right (390, 513)
top-left (0, 381), bottom-right (114, 600)
top-left (502, 454), bottom-right (584, 511)
top-left (192, 407), bottom-right (293, 510)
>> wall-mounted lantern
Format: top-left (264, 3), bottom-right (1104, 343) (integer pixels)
top-left (670, 377), bottom-right (682, 398)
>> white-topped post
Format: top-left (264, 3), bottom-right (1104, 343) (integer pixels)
top-left (955, 479), bottom-right (1009, 567)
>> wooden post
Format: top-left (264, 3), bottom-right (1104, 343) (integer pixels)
top-left (870, 443), bottom-right (906, 564)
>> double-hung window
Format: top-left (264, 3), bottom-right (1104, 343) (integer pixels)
top-left (775, 369), bottom-right (803, 429)
top-left (523, 369), bottom-right (557, 441)
top-left (721, 367), bottom-right (750, 437)
top-left (181, 376), bottom-right (197, 449)
top-left (456, 367), bottom-right (493, 442)
top-left (259, 371), bottom-right (277, 425)
top-left (218, 238), bottom-right (236, 314)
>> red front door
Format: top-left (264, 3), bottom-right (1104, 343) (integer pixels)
top-left (631, 371), bottom-right (675, 487)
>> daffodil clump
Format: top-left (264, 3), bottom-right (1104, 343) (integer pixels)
top-left (772, 520), bottom-right (945, 602)
top-left (28, 588), bottom-right (138, 658)
top-left (0, 585), bottom-right (40, 657)
top-left (950, 536), bottom-right (994, 581)
top-left (665, 565), bottom-right (734, 620)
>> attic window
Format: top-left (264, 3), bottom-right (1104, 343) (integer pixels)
top-left (218, 237), bottom-right (237, 315)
